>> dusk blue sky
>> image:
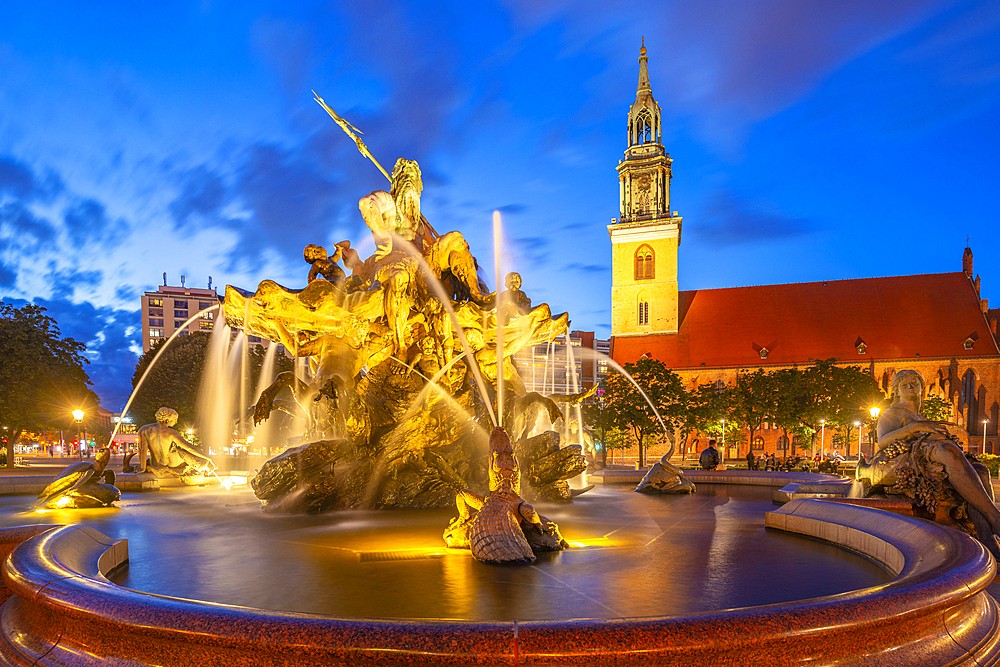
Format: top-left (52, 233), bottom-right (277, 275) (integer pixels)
top-left (1, 0), bottom-right (998, 409)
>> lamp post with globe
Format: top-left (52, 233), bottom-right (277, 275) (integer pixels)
top-left (869, 407), bottom-right (881, 458)
top-left (71, 409), bottom-right (85, 460)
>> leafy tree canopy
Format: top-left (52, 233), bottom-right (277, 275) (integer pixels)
top-left (0, 302), bottom-right (98, 466)
top-left (922, 395), bottom-right (953, 422)
top-left (601, 357), bottom-right (684, 466)
top-left (129, 333), bottom-right (292, 429)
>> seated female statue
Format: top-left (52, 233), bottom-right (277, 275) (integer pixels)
top-left (858, 370), bottom-right (1000, 539)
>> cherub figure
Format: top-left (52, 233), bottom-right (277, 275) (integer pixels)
top-left (498, 272), bottom-right (532, 325)
top-left (304, 244), bottom-right (346, 285)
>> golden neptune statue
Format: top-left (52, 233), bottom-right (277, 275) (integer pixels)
top-left (224, 143), bottom-right (578, 513)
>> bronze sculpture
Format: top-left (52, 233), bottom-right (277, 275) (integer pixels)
top-left (137, 407), bottom-right (217, 484)
top-left (636, 448), bottom-right (696, 494)
top-left (857, 369), bottom-right (1000, 553)
top-left (443, 427), bottom-right (566, 563)
top-left (36, 448), bottom-right (120, 509)
top-left (224, 96), bottom-right (586, 512)
top-left (226, 100), bottom-right (586, 513)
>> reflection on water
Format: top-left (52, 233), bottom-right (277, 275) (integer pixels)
top-left (0, 484), bottom-right (889, 620)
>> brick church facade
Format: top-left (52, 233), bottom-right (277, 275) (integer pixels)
top-left (608, 43), bottom-right (1000, 460)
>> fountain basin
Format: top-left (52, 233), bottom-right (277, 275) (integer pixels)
top-left (0, 487), bottom-right (998, 665)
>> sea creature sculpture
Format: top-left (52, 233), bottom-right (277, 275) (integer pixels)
top-left (444, 427), bottom-right (566, 564)
top-left (636, 444), bottom-right (696, 494)
top-left (35, 448), bottom-right (121, 509)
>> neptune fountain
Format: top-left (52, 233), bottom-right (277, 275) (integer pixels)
top-left (215, 99), bottom-right (591, 562)
top-left (3, 93), bottom-right (999, 666)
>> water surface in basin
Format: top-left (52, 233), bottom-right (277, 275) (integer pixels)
top-left (0, 484), bottom-right (889, 620)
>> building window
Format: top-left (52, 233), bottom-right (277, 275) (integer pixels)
top-left (149, 328), bottom-right (163, 338)
top-left (638, 301), bottom-right (649, 325)
top-left (199, 301), bottom-right (212, 310)
top-left (174, 320), bottom-right (184, 328)
top-left (174, 300), bottom-right (188, 309)
top-left (634, 245), bottom-right (654, 280)
top-left (752, 436), bottom-right (764, 450)
top-left (148, 307), bottom-right (163, 317)
top-left (175, 310), bottom-right (188, 319)
top-left (857, 343), bottom-right (867, 354)
top-left (149, 318), bottom-right (163, 327)
top-left (200, 321), bottom-right (213, 330)
top-left (759, 347), bottom-right (769, 359)
top-left (150, 298), bottom-right (162, 307)
top-left (964, 338), bottom-right (974, 350)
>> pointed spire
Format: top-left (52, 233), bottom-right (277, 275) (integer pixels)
top-left (637, 37), bottom-right (650, 93)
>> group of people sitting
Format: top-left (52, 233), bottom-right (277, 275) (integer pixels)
top-left (744, 451), bottom-right (847, 472)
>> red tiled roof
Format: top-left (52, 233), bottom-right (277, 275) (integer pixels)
top-left (612, 272), bottom-right (1000, 369)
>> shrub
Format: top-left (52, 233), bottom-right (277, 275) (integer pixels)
top-left (977, 454), bottom-right (1000, 478)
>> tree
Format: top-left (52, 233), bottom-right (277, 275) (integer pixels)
top-left (129, 334), bottom-right (212, 429)
top-left (601, 357), bottom-right (686, 467)
top-left (769, 360), bottom-right (882, 459)
top-left (770, 368), bottom-right (807, 458)
top-left (0, 303), bottom-right (98, 468)
top-left (583, 386), bottom-right (613, 466)
top-left (727, 369), bottom-right (777, 456)
top-left (129, 333), bottom-right (293, 430)
top-left (822, 362), bottom-right (883, 458)
top-left (922, 395), bottom-right (953, 422)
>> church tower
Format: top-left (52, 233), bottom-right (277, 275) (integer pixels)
top-left (608, 39), bottom-right (682, 337)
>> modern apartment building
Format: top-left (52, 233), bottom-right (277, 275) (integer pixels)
top-left (140, 275), bottom-right (220, 353)
top-left (514, 330), bottom-right (610, 396)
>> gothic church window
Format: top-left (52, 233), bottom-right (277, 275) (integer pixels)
top-left (638, 301), bottom-right (649, 325)
top-left (634, 245), bottom-right (654, 280)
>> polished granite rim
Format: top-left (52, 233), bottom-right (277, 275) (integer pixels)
top-left (1, 499), bottom-right (999, 666)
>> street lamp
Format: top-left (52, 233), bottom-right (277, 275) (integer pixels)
top-left (984, 419), bottom-right (990, 453)
top-left (720, 418), bottom-right (726, 467)
top-left (72, 409), bottom-right (85, 460)
top-left (869, 407), bottom-right (881, 457)
top-left (597, 388), bottom-right (607, 468)
top-left (819, 419), bottom-right (826, 459)
top-left (854, 421), bottom-right (861, 460)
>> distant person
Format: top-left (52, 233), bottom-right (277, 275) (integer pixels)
top-left (746, 450), bottom-right (755, 471)
top-left (699, 440), bottom-right (720, 471)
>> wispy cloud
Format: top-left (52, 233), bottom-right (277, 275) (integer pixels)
top-left (694, 189), bottom-right (815, 247)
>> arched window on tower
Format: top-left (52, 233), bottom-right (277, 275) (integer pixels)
top-left (635, 110), bottom-right (653, 144)
top-left (634, 245), bottom-right (654, 280)
top-left (638, 300), bottom-right (649, 325)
